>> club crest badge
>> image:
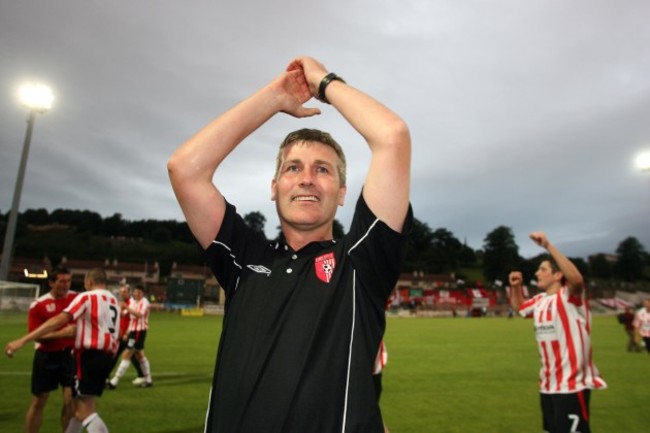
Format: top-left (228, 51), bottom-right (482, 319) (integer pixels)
top-left (314, 252), bottom-right (336, 283)
top-left (46, 303), bottom-right (56, 313)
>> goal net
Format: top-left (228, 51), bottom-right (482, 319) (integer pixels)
top-left (0, 281), bottom-right (40, 312)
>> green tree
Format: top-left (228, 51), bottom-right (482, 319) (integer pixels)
top-left (104, 213), bottom-right (125, 237)
top-left (590, 254), bottom-right (613, 279)
top-left (431, 228), bottom-right (463, 271)
top-left (152, 227), bottom-right (172, 243)
top-left (570, 257), bottom-right (590, 280)
top-left (459, 243), bottom-right (477, 266)
top-left (51, 209), bottom-right (103, 234)
top-left (615, 236), bottom-right (647, 281)
top-left (483, 226), bottom-right (520, 283)
top-left (243, 211), bottom-right (267, 240)
top-left (403, 218), bottom-right (435, 273)
top-left (22, 208), bottom-right (50, 225)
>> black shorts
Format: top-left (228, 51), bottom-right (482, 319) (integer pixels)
top-left (117, 337), bottom-right (128, 355)
top-left (73, 350), bottom-right (114, 398)
top-left (540, 390), bottom-right (591, 433)
top-left (126, 330), bottom-right (147, 351)
top-left (31, 349), bottom-right (75, 395)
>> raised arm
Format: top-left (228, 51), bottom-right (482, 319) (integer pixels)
top-left (167, 68), bottom-right (320, 249)
top-left (508, 271), bottom-right (525, 310)
top-left (530, 232), bottom-right (585, 296)
top-left (289, 56), bottom-right (411, 233)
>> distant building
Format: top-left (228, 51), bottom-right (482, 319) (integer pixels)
top-left (167, 262), bottom-right (222, 306)
top-left (57, 256), bottom-right (160, 291)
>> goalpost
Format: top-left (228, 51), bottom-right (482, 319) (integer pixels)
top-left (0, 281), bottom-right (40, 312)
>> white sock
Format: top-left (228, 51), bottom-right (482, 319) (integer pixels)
top-left (64, 417), bottom-right (83, 433)
top-left (111, 359), bottom-right (131, 385)
top-left (140, 357), bottom-right (152, 382)
top-left (83, 413), bottom-right (109, 433)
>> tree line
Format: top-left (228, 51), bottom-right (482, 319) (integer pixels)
top-left (1, 208), bottom-right (648, 286)
top-left (406, 222), bottom-right (649, 289)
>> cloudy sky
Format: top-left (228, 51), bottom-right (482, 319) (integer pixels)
top-left (1, 0), bottom-right (649, 260)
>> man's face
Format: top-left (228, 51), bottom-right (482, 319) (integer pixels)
top-left (271, 141), bottom-right (346, 234)
top-left (49, 273), bottom-right (72, 298)
top-left (119, 287), bottom-right (130, 301)
top-left (534, 261), bottom-right (561, 291)
top-left (133, 289), bottom-right (144, 300)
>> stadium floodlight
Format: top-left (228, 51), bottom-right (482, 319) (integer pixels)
top-left (18, 83), bottom-right (54, 113)
top-left (636, 151), bottom-right (650, 173)
top-left (24, 269), bottom-right (48, 279)
top-left (0, 83), bottom-right (55, 281)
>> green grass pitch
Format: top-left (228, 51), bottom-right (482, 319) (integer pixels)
top-left (0, 312), bottom-right (646, 432)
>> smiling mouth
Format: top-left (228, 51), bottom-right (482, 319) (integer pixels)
top-left (292, 195), bottom-right (319, 202)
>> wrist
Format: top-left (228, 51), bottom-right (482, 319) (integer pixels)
top-left (317, 72), bottom-right (345, 104)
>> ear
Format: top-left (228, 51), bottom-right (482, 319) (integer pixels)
top-left (337, 185), bottom-right (347, 206)
top-left (271, 178), bottom-right (277, 201)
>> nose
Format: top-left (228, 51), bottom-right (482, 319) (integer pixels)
top-left (298, 169), bottom-right (313, 187)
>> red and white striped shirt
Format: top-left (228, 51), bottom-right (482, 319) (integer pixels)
top-left (128, 297), bottom-right (150, 332)
top-left (519, 287), bottom-right (607, 394)
top-left (633, 307), bottom-right (650, 337)
top-left (373, 340), bottom-right (388, 375)
top-left (64, 289), bottom-right (120, 354)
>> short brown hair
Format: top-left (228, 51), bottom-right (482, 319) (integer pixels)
top-left (274, 128), bottom-right (347, 186)
top-left (86, 268), bottom-right (107, 285)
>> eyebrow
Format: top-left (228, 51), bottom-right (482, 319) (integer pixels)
top-left (283, 158), bottom-right (335, 168)
top-left (313, 159), bottom-right (335, 168)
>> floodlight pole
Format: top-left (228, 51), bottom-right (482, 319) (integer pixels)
top-left (0, 111), bottom-right (37, 281)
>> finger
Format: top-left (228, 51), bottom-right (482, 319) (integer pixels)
top-left (298, 107), bottom-right (321, 118)
top-left (286, 59), bottom-right (303, 73)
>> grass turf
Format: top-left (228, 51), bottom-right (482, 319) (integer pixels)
top-left (0, 311), bottom-right (645, 432)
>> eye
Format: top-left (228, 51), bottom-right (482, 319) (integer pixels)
top-left (285, 164), bottom-right (300, 172)
top-left (315, 165), bottom-right (329, 174)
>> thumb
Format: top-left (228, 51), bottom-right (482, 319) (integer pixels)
top-left (297, 106), bottom-right (321, 118)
